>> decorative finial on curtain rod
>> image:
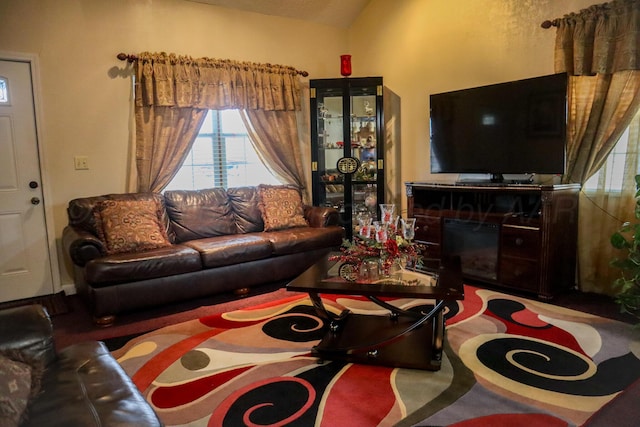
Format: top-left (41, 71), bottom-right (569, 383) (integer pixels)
top-left (117, 52), bottom-right (137, 62)
top-left (541, 20), bottom-right (558, 29)
top-left (115, 52), bottom-right (309, 76)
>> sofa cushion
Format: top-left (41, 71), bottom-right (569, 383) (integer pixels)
top-left (0, 354), bottom-right (32, 427)
top-left (260, 226), bottom-right (344, 256)
top-left (257, 184), bottom-right (308, 231)
top-left (164, 188), bottom-right (237, 242)
top-left (227, 186), bottom-right (264, 233)
top-left (94, 199), bottom-right (172, 255)
top-left (67, 193), bottom-right (174, 243)
top-left (184, 234), bottom-right (274, 268)
top-left (85, 245), bottom-right (202, 286)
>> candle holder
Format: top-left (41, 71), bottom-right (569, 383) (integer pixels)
top-left (379, 204), bottom-right (395, 225)
top-left (401, 218), bottom-right (416, 241)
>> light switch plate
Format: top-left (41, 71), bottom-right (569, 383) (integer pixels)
top-left (74, 155), bottom-right (89, 170)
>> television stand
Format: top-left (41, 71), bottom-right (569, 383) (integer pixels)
top-left (405, 182), bottom-right (580, 299)
top-left (455, 180), bottom-right (507, 187)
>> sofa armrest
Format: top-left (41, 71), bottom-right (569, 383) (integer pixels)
top-left (304, 205), bottom-right (340, 228)
top-left (62, 225), bottom-right (106, 267)
top-left (0, 305), bottom-right (56, 367)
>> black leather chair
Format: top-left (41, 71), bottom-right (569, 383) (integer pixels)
top-left (0, 304), bottom-right (163, 427)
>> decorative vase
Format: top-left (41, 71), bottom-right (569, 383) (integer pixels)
top-left (379, 257), bottom-right (403, 282)
top-left (358, 259), bottom-right (380, 283)
top-left (340, 55), bottom-right (352, 77)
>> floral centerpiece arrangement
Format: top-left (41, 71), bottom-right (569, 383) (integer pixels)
top-left (330, 204), bottom-right (423, 281)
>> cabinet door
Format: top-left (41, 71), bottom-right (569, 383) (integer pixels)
top-left (499, 225), bottom-right (541, 290)
top-left (414, 215), bottom-right (442, 258)
top-left (311, 78), bottom-right (385, 239)
top-left (350, 86), bottom-right (381, 227)
top-left (500, 225), bottom-right (540, 260)
top-left (499, 258), bottom-right (540, 291)
top-left (313, 87), bottom-right (346, 215)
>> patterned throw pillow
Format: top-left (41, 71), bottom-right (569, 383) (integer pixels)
top-left (0, 355), bottom-right (32, 427)
top-left (94, 199), bottom-right (172, 255)
top-left (257, 184), bottom-right (308, 231)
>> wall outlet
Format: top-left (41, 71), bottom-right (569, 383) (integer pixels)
top-left (74, 155), bottom-right (89, 170)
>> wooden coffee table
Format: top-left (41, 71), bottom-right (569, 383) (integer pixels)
top-left (286, 255), bottom-right (464, 370)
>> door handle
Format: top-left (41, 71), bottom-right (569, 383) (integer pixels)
top-left (31, 197), bottom-right (40, 205)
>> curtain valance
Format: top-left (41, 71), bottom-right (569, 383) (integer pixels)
top-left (134, 52), bottom-right (302, 111)
top-left (553, 0), bottom-right (639, 75)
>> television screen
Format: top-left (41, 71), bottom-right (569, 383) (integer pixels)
top-left (429, 73), bottom-right (567, 181)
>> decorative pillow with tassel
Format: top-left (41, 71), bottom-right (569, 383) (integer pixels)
top-left (257, 184), bottom-right (308, 231)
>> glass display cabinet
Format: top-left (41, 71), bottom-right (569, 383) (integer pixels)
top-left (310, 77), bottom-right (400, 239)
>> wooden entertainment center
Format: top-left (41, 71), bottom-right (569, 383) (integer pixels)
top-left (405, 182), bottom-right (580, 299)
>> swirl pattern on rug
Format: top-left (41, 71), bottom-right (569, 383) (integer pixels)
top-left (113, 286), bottom-right (640, 426)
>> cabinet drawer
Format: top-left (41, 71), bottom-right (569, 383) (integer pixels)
top-left (500, 225), bottom-right (540, 260)
top-left (415, 215), bottom-right (441, 243)
top-left (420, 242), bottom-right (441, 259)
top-left (499, 257), bottom-right (539, 291)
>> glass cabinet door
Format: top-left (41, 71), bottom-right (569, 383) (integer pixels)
top-left (314, 88), bottom-right (346, 216)
top-left (349, 86), bottom-right (381, 227)
top-left (311, 77), bottom-right (385, 239)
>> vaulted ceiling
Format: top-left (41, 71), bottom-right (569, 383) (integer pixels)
top-left (185, 0), bottom-right (372, 28)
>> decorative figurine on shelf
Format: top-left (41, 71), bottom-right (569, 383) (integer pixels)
top-left (364, 189), bottom-right (377, 212)
top-left (354, 161), bottom-right (376, 182)
top-left (318, 103), bottom-right (329, 118)
top-left (364, 100), bottom-right (374, 116)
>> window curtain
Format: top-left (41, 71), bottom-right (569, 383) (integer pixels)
top-left (579, 112), bottom-right (640, 294)
top-left (551, 0), bottom-right (640, 294)
top-left (132, 52), bottom-right (304, 193)
top-left (239, 110), bottom-right (308, 202)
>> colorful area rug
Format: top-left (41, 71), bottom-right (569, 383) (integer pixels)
top-left (112, 285), bottom-right (640, 426)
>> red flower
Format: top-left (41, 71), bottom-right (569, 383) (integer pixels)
top-left (384, 239), bottom-right (400, 258)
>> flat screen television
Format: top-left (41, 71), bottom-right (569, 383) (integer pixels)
top-left (429, 73), bottom-right (568, 183)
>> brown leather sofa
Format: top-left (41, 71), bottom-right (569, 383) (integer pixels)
top-left (62, 186), bottom-right (343, 325)
top-left (0, 304), bottom-right (162, 427)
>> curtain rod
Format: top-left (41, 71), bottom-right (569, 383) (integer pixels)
top-left (116, 53), bottom-right (309, 77)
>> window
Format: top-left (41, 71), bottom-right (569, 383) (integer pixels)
top-left (0, 77), bottom-right (8, 104)
top-left (583, 119), bottom-right (639, 192)
top-left (164, 109), bottom-right (280, 191)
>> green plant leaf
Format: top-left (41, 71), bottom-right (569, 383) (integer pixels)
top-left (611, 232), bottom-right (630, 249)
top-left (610, 174), bottom-right (640, 328)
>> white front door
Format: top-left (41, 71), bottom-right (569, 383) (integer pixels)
top-left (0, 59), bottom-right (54, 302)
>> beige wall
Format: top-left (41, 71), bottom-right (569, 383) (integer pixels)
top-left (0, 0), bottom-right (597, 289)
top-left (0, 0), bottom-right (348, 287)
top-left (349, 0), bottom-right (595, 191)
